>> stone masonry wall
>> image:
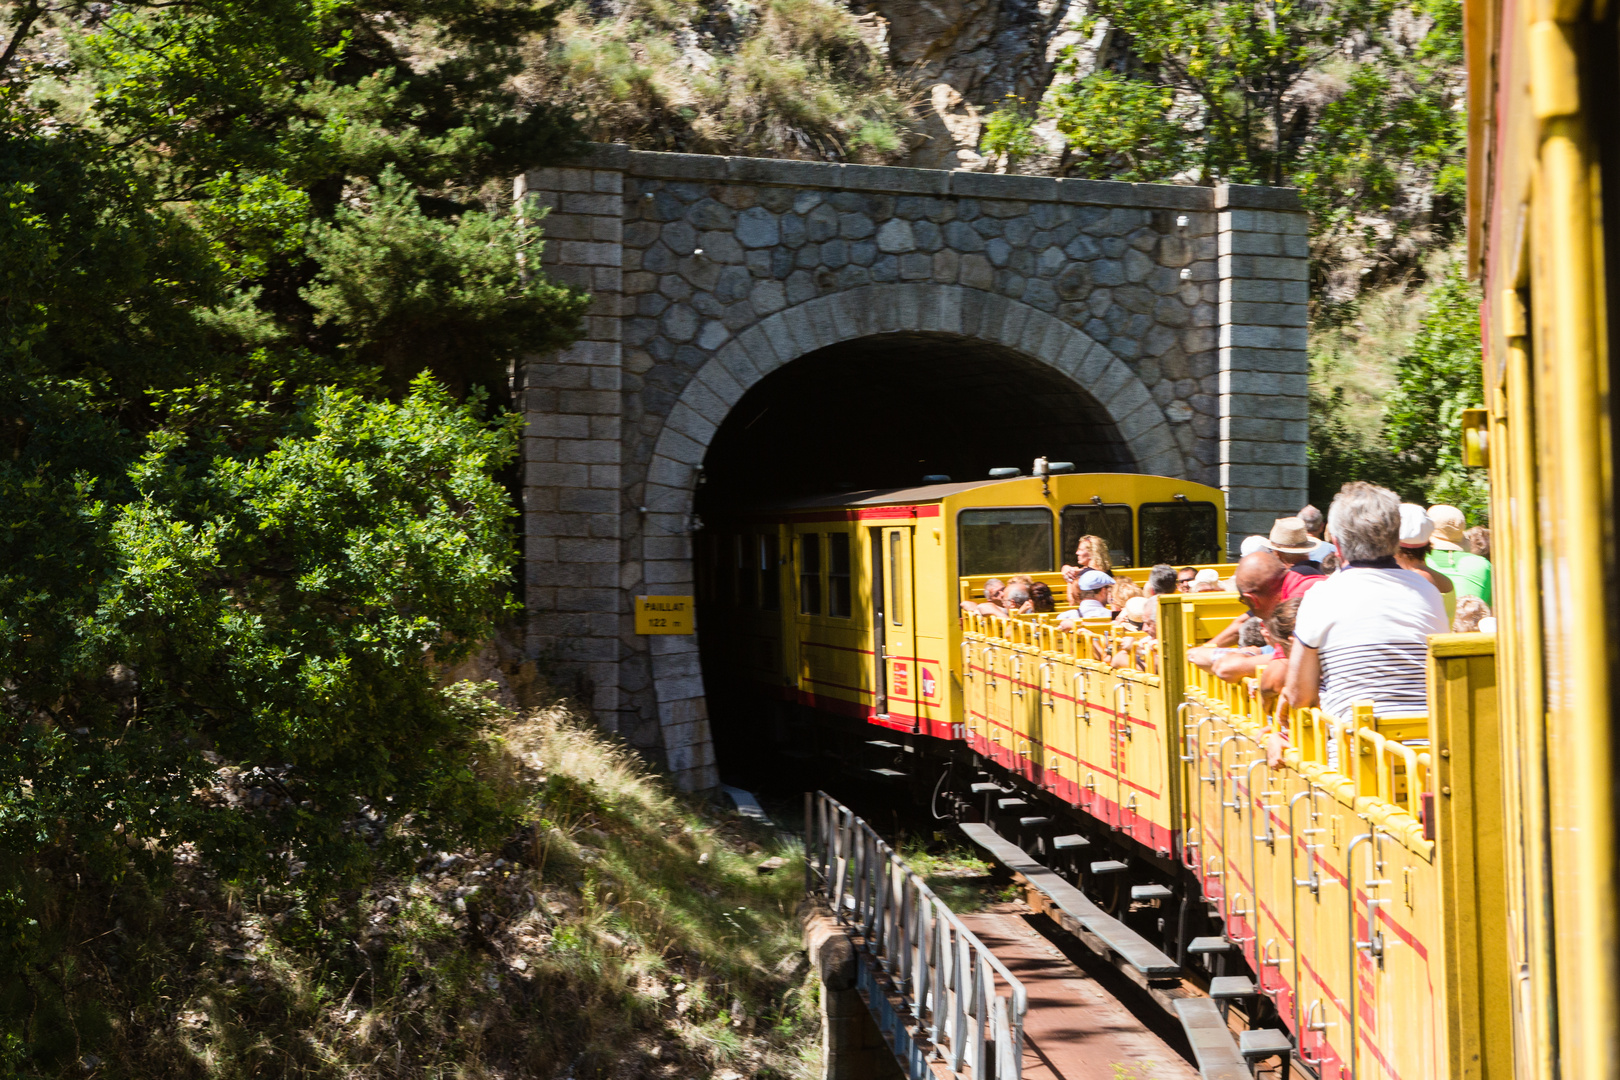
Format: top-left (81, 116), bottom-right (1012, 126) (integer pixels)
top-left (517, 145), bottom-right (1308, 790)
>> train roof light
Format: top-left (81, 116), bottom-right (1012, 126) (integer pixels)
top-left (988, 467), bottom-right (1020, 479)
top-left (922, 474), bottom-right (952, 483)
top-left (1048, 461), bottom-right (1075, 474)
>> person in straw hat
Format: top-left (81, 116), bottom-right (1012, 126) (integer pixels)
top-left (1266, 516), bottom-right (1327, 599)
top-left (1426, 504), bottom-right (1492, 604)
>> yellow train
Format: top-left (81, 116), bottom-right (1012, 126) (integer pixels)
top-left (701, 0), bottom-right (1615, 1073)
top-left (704, 471), bottom-right (1490, 1078)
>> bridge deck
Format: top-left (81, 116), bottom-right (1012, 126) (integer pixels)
top-left (958, 903), bottom-right (1198, 1080)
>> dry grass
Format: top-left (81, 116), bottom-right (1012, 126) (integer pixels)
top-left (1309, 243), bottom-right (1465, 443)
top-left (15, 686), bottom-right (820, 1079)
top-left (516, 0), bottom-right (921, 162)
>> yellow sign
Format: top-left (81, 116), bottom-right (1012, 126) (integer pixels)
top-left (635, 595), bottom-right (695, 635)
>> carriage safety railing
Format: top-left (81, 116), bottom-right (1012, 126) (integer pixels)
top-left (1182, 652), bottom-right (1433, 851)
top-left (804, 791), bottom-right (1028, 1079)
top-left (960, 611), bottom-right (1161, 674)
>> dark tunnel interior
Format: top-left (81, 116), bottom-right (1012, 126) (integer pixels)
top-left (693, 332), bottom-right (1135, 516)
top-left (694, 332), bottom-right (1135, 789)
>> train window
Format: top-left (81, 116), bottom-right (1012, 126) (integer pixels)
top-left (799, 533), bottom-right (822, 614)
top-left (708, 534), bottom-right (731, 606)
top-left (827, 533), bottom-right (852, 618)
top-left (1139, 502), bottom-right (1221, 564)
top-left (889, 531), bottom-right (903, 626)
top-left (735, 535), bottom-right (758, 608)
top-left (956, 508), bottom-right (1055, 576)
top-left (759, 534), bottom-right (780, 611)
top-left (1060, 504), bottom-right (1135, 569)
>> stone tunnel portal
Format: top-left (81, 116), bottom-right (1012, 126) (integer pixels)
top-left (694, 332), bottom-right (1134, 513)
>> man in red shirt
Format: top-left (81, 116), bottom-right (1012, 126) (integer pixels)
top-left (1266, 517), bottom-right (1326, 598)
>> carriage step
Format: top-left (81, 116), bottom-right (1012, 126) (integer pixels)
top-left (870, 768), bottom-right (906, 778)
top-left (1173, 999), bottom-right (1248, 1079)
top-left (997, 797), bottom-right (1029, 809)
top-left (1019, 816), bottom-right (1051, 827)
top-left (970, 783), bottom-right (1001, 793)
top-left (1131, 884), bottom-right (1175, 902)
top-left (1239, 1028), bottom-right (1294, 1062)
top-left (1052, 834), bottom-right (1090, 850)
top-left (1209, 976), bottom-right (1257, 999)
top-left (1188, 936), bottom-right (1235, 954)
top-left (867, 740), bottom-right (902, 750)
top-left (1089, 860), bottom-right (1129, 875)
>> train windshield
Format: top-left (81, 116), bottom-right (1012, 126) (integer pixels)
top-left (1061, 504), bottom-right (1134, 568)
top-left (957, 508), bottom-right (1055, 576)
top-left (1139, 502), bottom-right (1221, 564)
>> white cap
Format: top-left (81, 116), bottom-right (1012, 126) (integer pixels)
top-left (1240, 534), bottom-right (1270, 557)
top-left (1122, 596), bottom-right (1151, 622)
top-left (1478, 616), bottom-right (1497, 633)
top-left (1194, 568), bottom-right (1220, 584)
top-left (1398, 503), bottom-right (1435, 548)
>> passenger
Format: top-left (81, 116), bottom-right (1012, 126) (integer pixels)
top-left (1239, 534), bottom-right (1271, 558)
top-left (1192, 568), bottom-right (1224, 592)
top-left (1003, 583), bottom-right (1031, 614)
top-left (1298, 503), bottom-right (1336, 564)
top-left (1177, 566), bottom-right (1198, 592)
top-left (1058, 569), bottom-right (1115, 624)
top-left (1265, 517), bottom-right (1326, 598)
top-left (1205, 550), bottom-right (1289, 646)
top-left (1395, 503), bottom-right (1455, 622)
top-left (1145, 564), bottom-right (1179, 597)
top-left (1285, 482), bottom-right (1448, 720)
top-left (962, 577), bottom-right (1008, 616)
top-left (1319, 549), bottom-right (1340, 574)
top-left (1111, 578), bottom-right (1144, 614)
top-left (1259, 599), bottom-right (1303, 766)
top-left (1197, 599), bottom-right (1300, 703)
top-left (1426, 505), bottom-right (1493, 604)
top-left (1027, 581), bottom-right (1056, 613)
top-left (1465, 525), bottom-right (1491, 560)
top-left (1110, 596), bottom-right (1156, 669)
top-left (1060, 534), bottom-right (1114, 592)
top-left (1453, 596), bottom-right (1491, 632)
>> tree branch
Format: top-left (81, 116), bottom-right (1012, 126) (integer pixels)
top-left (0, 0), bottom-right (46, 76)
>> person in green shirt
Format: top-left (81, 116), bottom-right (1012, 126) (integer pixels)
top-left (1426, 504), bottom-right (1492, 605)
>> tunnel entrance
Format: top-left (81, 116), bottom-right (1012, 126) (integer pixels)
top-left (695, 332), bottom-right (1134, 517)
top-left (693, 332), bottom-right (1134, 788)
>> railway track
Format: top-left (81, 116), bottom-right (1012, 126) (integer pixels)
top-left (805, 788), bottom-right (1293, 1080)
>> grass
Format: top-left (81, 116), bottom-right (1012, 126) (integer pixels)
top-left (517, 0), bottom-right (921, 163)
top-left (10, 686), bottom-right (822, 1079)
top-left (899, 837), bottom-right (1016, 914)
top-left (1309, 243), bottom-right (1465, 447)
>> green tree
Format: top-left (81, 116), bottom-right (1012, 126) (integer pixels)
top-left (1306, 264), bottom-right (1487, 518)
top-left (1049, 0), bottom-right (1466, 278)
top-left (1, 1), bottom-right (589, 1061)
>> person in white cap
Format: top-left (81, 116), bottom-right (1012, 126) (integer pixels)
top-left (1426, 504), bottom-right (1492, 604)
top-left (1239, 535), bottom-right (1271, 558)
top-left (1057, 569), bottom-right (1115, 624)
top-left (1395, 503), bottom-right (1455, 621)
top-left (1192, 567), bottom-right (1223, 592)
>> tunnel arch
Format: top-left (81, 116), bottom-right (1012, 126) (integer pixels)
top-left (637, 283), bottom-right (1186, 765)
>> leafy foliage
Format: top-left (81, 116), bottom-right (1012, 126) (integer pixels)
top-left (1, 0), bottom-right (590, 1063)
top-left (1307, 262), bottom-right (1487, 519)
top-left (1049, 0), bottom-right (1466, 302)
top-left (980, 96), bottom-right (1041, 172)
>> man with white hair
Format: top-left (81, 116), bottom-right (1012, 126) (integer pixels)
top-left (1286, 482), bottom-right (1448, 719)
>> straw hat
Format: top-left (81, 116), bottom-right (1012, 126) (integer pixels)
top-left (1398, 503), bottom-right (1435, 548)
top-left (1427, 505), bottom-right (1467, 550)
top-left (1122, 596), bottom-right (1151, 623)
top-left (1266, 516), bottom-right (1319, 555)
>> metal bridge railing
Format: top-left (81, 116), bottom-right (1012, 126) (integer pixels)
top-left (805, 790), bottom-right (1027, 1079)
